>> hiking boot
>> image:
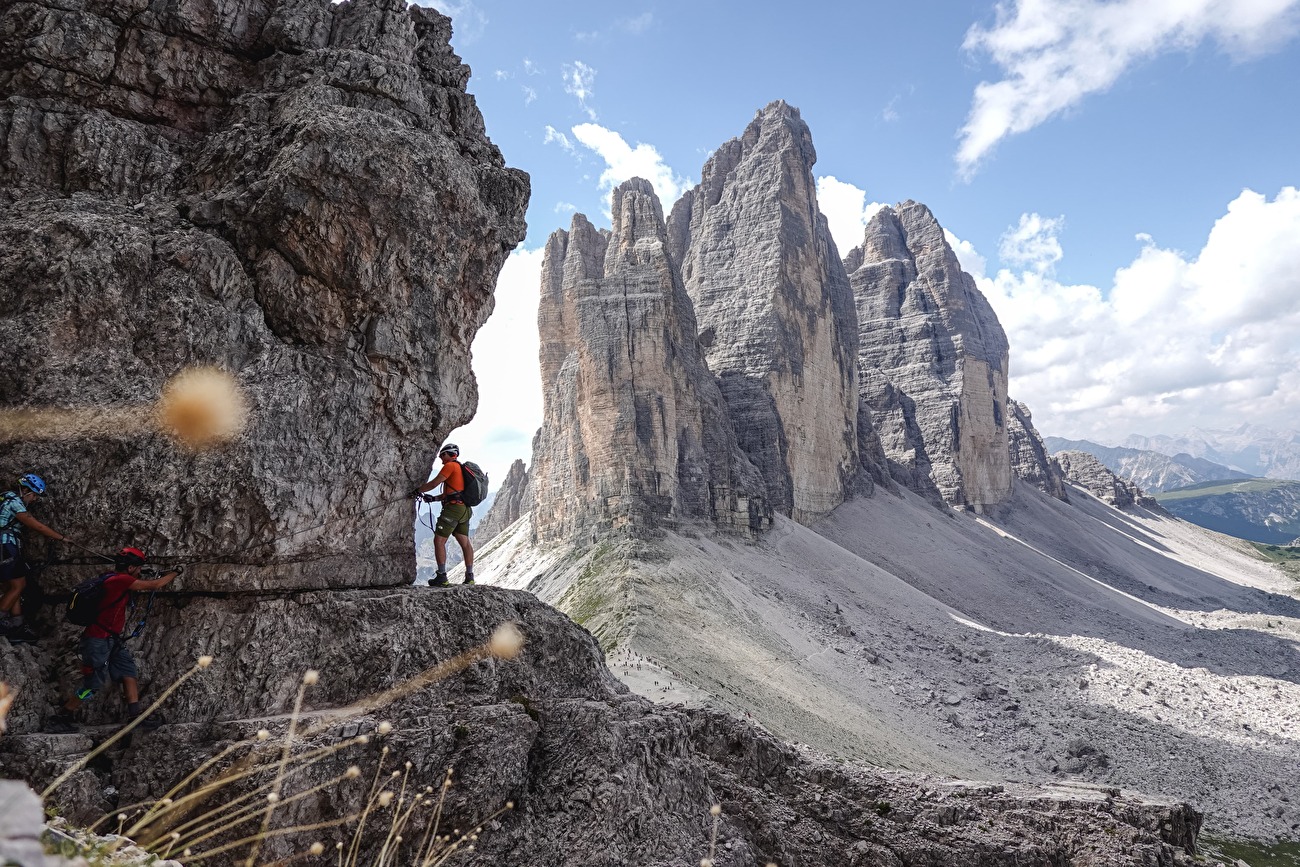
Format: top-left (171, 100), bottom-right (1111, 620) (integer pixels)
top-left (461, 574), bottom-right (475, 586)
top-left (3, 624), bottom-right (39, 644)
top-left (44, 712), bottom-right (78, 734)
top-left (130, 712), bottom-right (164, 732)
top-left (430, 572), bottom-right (450, 587)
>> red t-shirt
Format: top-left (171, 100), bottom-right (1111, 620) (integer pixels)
top-left (85, 573), bottom-right (136, 638)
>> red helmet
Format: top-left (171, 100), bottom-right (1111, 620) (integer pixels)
top-left (116, 547), bottom-right (147, 567)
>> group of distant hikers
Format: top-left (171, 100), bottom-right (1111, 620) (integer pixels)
top-left (1, 442), bottom-right (486, 734)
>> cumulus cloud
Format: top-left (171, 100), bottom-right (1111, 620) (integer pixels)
top-left (446, 247), bottom-right (546, 484)
top-left (570, 123), bottom-right (691, 207)
top-left (815, 176), bottom-right (887, 257)
top-left (957, 0), bottom-right (1300, 175)
top-left (563, 61), bottom-right (598, 120)
top-left (543, 125), bottom-right (574, 151)
top-left (944, 229), bottom-right (988, 280)
top-left (999, 213), bottom-right (1065, 273)
top-left (978, 187), bottom-right (1300, 441)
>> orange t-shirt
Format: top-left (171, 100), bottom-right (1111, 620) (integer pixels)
top-left (431, 460), bottom-right (464, 497)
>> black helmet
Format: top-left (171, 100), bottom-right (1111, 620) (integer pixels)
top-left (439, 443), bottom-right (460, 458)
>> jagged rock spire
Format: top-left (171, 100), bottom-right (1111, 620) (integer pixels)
top-left (528, 178), bottom-right (771, 542)
top-left (668, 100), bottom-right (863, 523)
top-left (848, 201), bottom-right (1013, 511)
top-left (1008, 400), bottom-right (1068, 500)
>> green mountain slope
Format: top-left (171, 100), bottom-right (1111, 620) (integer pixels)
top-left (1154, 479), bottom-right (1300, 544)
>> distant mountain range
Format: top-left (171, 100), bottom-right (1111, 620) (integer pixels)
top-left (1122, 424), bottom-right (1300, 480)
top-left (1043, 437), bottom-right (1252, 493)
top-left (1045, 432), bottom-right (1300, 545)
top-left (1153, 479), bottom-right (1300, 545)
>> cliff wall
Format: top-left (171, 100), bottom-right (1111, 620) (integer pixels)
top-left (0, 0), bottom-right (528, 590)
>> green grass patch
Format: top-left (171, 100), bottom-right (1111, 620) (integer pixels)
top-left (1199, 837), bottom-right (1300, 866)
top-left (1155, 478), bottom-right (1294, 502)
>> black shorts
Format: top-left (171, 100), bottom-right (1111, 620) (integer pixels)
top-left (0, 541), bottom-right (28, 584)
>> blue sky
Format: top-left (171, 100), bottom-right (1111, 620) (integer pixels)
top-left (427, 0), bottom-right (1300, 485)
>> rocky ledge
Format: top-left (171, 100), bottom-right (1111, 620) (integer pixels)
top-left (3, 586), bottom-right (1210, 866)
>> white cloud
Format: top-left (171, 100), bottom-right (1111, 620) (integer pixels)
top-left (570, 123), bottom-right (691, 208)
top-left (957, 0), bottom-right (1300, 175)
top-left (563, 61), bottom-right (598, 120)
top-left (554, 201), bottom-right (577, 214)
top-left (419, 0), bottom-right (488, 43)
top-left (521, 85), bottom-right (537, 105)
top-left (621, 12), bottom-right (653, 33)
top-left (543, 125), bottom-right (574, 151)
top-left (998, 213), bottom-right (1064, 273)
top-left (815, 176), bottom-right (886, 257)
top-left (493, 69), bottom-right (510, 80)
top-left (448, 247), bottom-right (546, 485)
top-left (522, 58), bottom-right (541, 76)
top-left (977, 187), bottom-right (1300, 442)
top-left (944, 229), bottom-right (988, 280)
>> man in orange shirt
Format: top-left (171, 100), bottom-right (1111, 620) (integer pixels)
top-left (415, 443), bottom-right (474, 587)
top-left (45, 547), bottom-right (179, 733)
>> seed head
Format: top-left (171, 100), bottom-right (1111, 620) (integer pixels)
top-left (709, 804), bottom-right (721, 817)
top-left (377, 721), bottom-right (393, 735)
top-left (700, 860), bottom-right (713, 867)
top-left (309, 842), bottom-right (325, 856)
top-left (183, 849), bottom-right (192, 857)
top-left (197, 655), bottom-right (213, 669)
top-left (117, 813), bottom-right (127, 823)
top-left (267, 793), bottom-right (280, 804)
top-left (303, 670), bottom-right (319, 686)
top-left (345, 766), bottom-right (361, 779)
top-left (395, 836), bottom-right (403, 844)
top-left (336, 843), bottom-right (344, 851)
top-left (357, 735), bottom-right (370, 745)
top-left (488, 622), bottom-right (525, 659)
top-left (404, 761), bottom-right (412, 770)
top-left (506, 801), bottom-right (514, 810)
top-left (378, 791), bottom-right (394, 808)
top-left (256, 729), bottom-right (270, 741)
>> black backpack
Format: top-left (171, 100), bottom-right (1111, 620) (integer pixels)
top-left (459, 461), bottom-right (489, 507)
top-left (66, 572), bottom-right (116, 627)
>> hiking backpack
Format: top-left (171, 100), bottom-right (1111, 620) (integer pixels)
top-left (459, 461), bottom-right (489, 507)
top-left (66, 572), bottom-right (115, 627)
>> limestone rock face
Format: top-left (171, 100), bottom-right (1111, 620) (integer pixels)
top-left (0, 0), bottom-right (529, 590)
top-left (1008, 400), bottom-right (1068, 500)
top-left (0, 587), bottom-right (1205, 866)
top-left (668, 101), bottom-right (861, 523)
top-left (848, 201), bottom-right (1012, 510)
top-left (1057, 451), bottom-right (1156, 509)
top-left (528, 179), bottom-right (771, 543)
top-left (475, 458), bottom-right (530, 544)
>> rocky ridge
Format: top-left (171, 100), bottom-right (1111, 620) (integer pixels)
top-left (0, 0), bottom-right (528, 591)
top-left (525, 179), bottom-right (771, 542)
top-left (667, 101), bottom-right (869, 523)
top-left (1056, 450), bottom-right (1158, 509)
top-left (1008, 401), bottom-right (1068, 500)
top-left (1044, 437), bottom-right (1252, 493)
top-left (474, 458), bottom-right (529, 544)
top-left (847, 201), bottom-right (1013, 511)
top-left (1, 587), bottom-right (1211, 867)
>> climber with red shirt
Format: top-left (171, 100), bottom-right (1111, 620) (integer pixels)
top-left (45, 547), bottom-right (179, 733)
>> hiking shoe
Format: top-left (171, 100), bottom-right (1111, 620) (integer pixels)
top-left (44, 713), bottom-right (78, 734)
top-left (430, 572), bottom-right (450, 587)
top-left (130, 712), bottom-right (164, 732)
top-left (3, 624), bottom-right (39, 644)
top-left (461, 574), bottom-right (475, 585)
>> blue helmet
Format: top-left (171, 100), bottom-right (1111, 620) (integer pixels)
top-left (18, 474), bottom-right (46, 495)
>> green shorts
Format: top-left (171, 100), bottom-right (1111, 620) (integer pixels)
top-left (435, 502), bottom-right (472, 538)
